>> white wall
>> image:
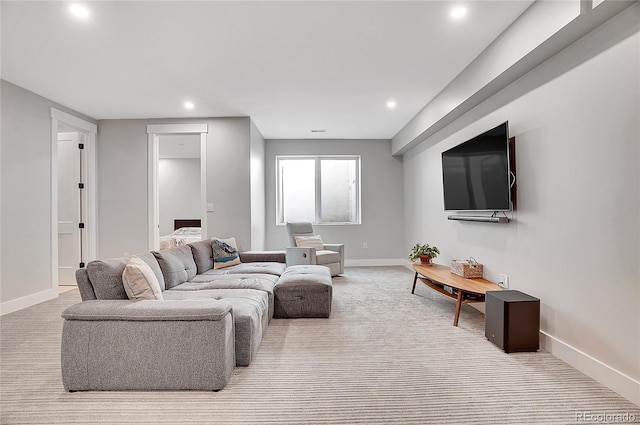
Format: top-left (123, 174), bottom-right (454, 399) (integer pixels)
top-left (158, 158), bottom-right (200, 236)
top-left (265, 139), bottom-right (404, 263)
top-left (402, 13), bottom-right (639, 403)
top-left (0, 80), bottom-right (97, 313)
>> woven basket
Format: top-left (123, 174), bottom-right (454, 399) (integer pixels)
top-left (451, 259), bottom-right (483, 278)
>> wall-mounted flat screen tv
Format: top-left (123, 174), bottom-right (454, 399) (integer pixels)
top-left (442, 121), bottom-right (512, 211)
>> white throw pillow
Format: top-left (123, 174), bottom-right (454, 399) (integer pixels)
top-left (295, 235), bottom-right (324, 250)
top-left (212, 236), bottom-right (242, 269)
top-left (122, 257), bottom-right (164, 300)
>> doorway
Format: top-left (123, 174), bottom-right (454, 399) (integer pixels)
top-left (57, 130), bottom-right (82, 286)
top-left (50, 108), bottom-right (97, 291)
top-left (158, 134), bottom-right (202, 245)
top-left (147, 124), bottom-right (208, 250)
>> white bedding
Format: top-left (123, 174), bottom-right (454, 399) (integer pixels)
top-left (159, 227), bottom-right (202, 249)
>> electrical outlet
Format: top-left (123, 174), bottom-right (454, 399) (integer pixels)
top-left (363, 242), bottom-right (368, 249)
top-left (498, 274), bottom-right (509, 289)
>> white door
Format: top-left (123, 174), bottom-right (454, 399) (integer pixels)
top-left (57, 132), bottom-right (83, 285)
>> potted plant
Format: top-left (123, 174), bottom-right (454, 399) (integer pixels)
top-left (408, 243), bottom-right (440, 265)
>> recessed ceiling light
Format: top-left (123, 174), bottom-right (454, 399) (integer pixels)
top-left (69, 4), bottom-right (90, 20)
top-left (387, 100), bottom-right (397, 109)
top-left (451, 6), bottom-right (467, 20)
top-left (184, 101), bottom-right (195, 110)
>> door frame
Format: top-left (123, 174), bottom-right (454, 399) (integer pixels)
top-left (50, 108), bottom-right (98, 289)
top-left (146, 124), bottom-right (208, 250)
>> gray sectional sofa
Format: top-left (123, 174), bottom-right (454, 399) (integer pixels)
top-left (61, 241), bottom-right (332, 392)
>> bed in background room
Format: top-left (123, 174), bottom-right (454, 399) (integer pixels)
top-left (159, 219), bottom-right (202, 249)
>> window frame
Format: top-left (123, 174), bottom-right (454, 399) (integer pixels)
top-left (276, 155), bottom-right (361, 226)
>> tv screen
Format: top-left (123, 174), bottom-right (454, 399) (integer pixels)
top-left (442, 122), bottom-right (511, 211)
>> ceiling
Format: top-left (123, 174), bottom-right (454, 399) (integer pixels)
top-left (1, 1), bottom-right (534, 140)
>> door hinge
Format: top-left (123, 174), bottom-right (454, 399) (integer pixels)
top-left (78, 183), bottom-right (84, 189)
top-left (79, 262), bottom-right (85, 268)
top-left (79, 223), bottom-right (85, 229)
top-left (78, 143), bottom-right (84, 150)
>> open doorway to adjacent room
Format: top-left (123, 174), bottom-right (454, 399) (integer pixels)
top-left (50, 108), bottom-right (97, 293)
top-left (147, 124), bottom-right (208, 251)
top-left (158, 134), bottom-right (202, 248)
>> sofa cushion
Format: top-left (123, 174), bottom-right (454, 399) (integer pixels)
top-left (86, 254), bottom-right (165, 300)
top-left (212, 237), bottom-right (242, 269)
top-left (294, 235), bottom-right (324, 250)
top-left (137, 252), bottom-right (166, 291)
top-left (153, 246), bottom-right (197, 289)
top-left (86, 258), bottom-right (129, 300)
top-left (177, 273), bottom-right (279, 319)
top-left (239, 250), bottom-right (286, 263)
top-left (203, 262), bottom-right (286, 277)
top-left (186, 273), bottom-right (279, 288)
top-left (61, 299), bottom-right (232, 321)
top-left (122, 257), bottom-right (164, 300)
top-left (75, 268), bottom-right (97, 301)
top-left (189, 240), bottom-right (214, 274)
top-left (163, 289), bottom-right (269, 366)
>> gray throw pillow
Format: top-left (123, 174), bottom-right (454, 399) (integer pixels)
top-left (189, 240), bottom-right (214, 274)
top-left (86, 258), bottom-right (129, 300)
top-left (137, 252), bottom-right (166, 291)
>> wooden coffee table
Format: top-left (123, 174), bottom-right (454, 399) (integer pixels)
top-left (411, 263), bottom-right (502, 326)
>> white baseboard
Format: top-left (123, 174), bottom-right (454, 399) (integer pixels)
top-left (345, 259), bottom-right (410, 267)
top-left (540, 331), bottom-right (640, 406)
top-left (0, 288), bottom-right (58, 316)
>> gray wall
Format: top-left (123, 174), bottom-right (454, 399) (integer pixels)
top-left (1, 80), bottom-right (96, 308)
top-left (206, 118), bottom-right (252, 250)
top-left (402, 13), bottom-right (639, 397)
top-left (250, 120), bottom-right (266, 250)
top-left (265, 139), bottom-right (404, 262)
top-left (96, 119), bottom-right (149, 257)
top-left (97, 117), bottom-right (254, 258)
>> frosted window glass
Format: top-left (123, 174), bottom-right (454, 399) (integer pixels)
top-left (276, 156), bottom-right (360, 225)
top-left (320, 160), bottom-right (356, 222)
top-left (280, 159), bottom-right (315, 223)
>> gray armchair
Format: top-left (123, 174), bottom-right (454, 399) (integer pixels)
top-left (285, 222), bottom-right (344, 276)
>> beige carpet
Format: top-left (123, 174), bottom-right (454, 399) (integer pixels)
top-left (2, 266), bottom-right (638, 424)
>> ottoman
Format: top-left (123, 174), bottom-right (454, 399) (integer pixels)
top-left (274, 265), bottom-right (332, 318)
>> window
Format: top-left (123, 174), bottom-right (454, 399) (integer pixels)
top-left (276, 156), bottom-right (360, 225)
